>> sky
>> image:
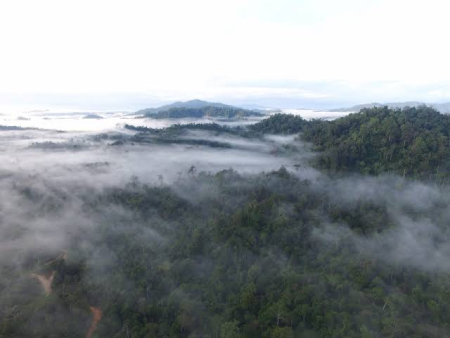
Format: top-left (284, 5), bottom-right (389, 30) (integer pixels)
top-left (1, 0), bottom-right (450, 111)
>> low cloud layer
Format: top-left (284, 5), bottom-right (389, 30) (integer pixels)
top-left (1, 114), bottom-right (450, 337)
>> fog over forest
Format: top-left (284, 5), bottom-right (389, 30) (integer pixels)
top-left (3, 0), bottom-right (450, 335)
top-left (1, 106), bottom-right (450, 338)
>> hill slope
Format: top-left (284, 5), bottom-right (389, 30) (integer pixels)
top-left (252, 106), bottom-right (450, 179)
top-left (249, 113), bottom-right (308, 134)
top-left (301, 106), bottom-right (450, 178)
top-left (136, 99), bottom-right (237, 115)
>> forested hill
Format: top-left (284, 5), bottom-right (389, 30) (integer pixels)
top-left (252, 107), bottom-right (450, 179)
top-left (144, 106), bottom-right (262, 119)
top-left (249, 113), bottom-right (308, 134)
top-left (135, 99), bottom-right (236, 115)
top-left (301, 106), bottom-right (450, 178)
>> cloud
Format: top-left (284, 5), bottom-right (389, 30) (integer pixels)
top-left (312, 174), bottom-right (450, 273)
top-left (2, 0), bottom-right (450, 106)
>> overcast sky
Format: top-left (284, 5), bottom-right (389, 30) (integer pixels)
top-left (1, 0), bottom-right (450, 111)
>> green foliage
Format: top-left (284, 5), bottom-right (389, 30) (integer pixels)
top-left (251, 106), bottom-right (450, 180)
top-left (2, 169), bottom-right (450, 337)
top-left (249, 114), bottom-right (308, 134)
top-left (220, 321), bottom-right (240, 338)
top-left (270, 327), bottom-right (293, 338)
top-left (145, 106), bottom-right (262, 119)
top-left (300, 106), bottom-right (450, 179)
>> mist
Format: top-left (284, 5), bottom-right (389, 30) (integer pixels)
top-left (1, 112), bottom-right (450, 337)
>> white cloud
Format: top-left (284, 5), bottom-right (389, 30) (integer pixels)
top-left (0, 0), bottom-right (449, 107)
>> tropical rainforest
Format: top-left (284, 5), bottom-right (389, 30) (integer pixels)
top-left (252, 106), bottom-right (450, 180)
top-left (1, 106), bottom-right (450, 338)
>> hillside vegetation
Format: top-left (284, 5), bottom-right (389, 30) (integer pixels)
top-left (302, 106), bottom-right (450, 179)
top-left (249, 113), bottom-right (308, 135)
top-left (136, 99), bottom-right (236, 115)
top-left (252, 107), bottom-right (450, 179)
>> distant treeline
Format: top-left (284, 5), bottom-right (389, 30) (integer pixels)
top-left (125, 123), bottom-right (248, 135)
top-left (0, 125), bottom-right (29, 130)
top-left (144, 106), bottom-right (262, 119)
top-left (123, 123), bottom-right (242, 148)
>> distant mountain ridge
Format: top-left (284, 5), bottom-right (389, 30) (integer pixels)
top-left (330, 101), bottom-right (450, 113)
top-left (83, 113), bottom-right (103, 119)
top-left (135, 99), bottom-right (237, 115)
top-left (144, 106), bottom-right (262, 119)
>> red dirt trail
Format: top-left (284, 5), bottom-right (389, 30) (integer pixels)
top-left (29, 251), bottom-right (102, 337)
top-left (30, 271), bottom-right (55, 296)
top-left (85, 306), bottom-right (103, 338)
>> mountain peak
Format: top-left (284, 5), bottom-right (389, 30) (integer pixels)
top-left (135, 99), bottom-right (236, 115)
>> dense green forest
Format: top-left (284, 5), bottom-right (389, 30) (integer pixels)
top-left (252, 106), bottom-right (450, 179)
top-left (2, 106), bottom-right (450, 337)
top-left (301, 106), bottom-right (450, 179)
top-left (143, 106), bottom-right (262, 119)
top-left (2, 168), bottom-right (450, 338)
top-left (249, 114), bottom-right (309, 135)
